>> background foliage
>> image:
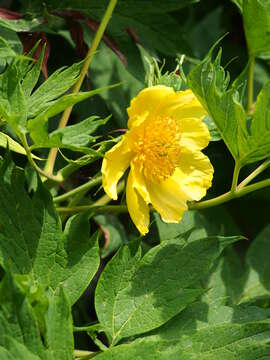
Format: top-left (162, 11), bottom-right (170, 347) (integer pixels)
top-left (1, 0), bottom-right (270, 359)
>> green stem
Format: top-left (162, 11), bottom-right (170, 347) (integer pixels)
top-left (53, 176), bottom-right (102, 203)
top-left (56, 175), bottom-right (270, 215)
top-left (44, 0), bottom-right (118, 176)
top-left (20, 134), bottom-right (63, 183)
top-left (246, 55), bottom-right (255, 114)
top-left (190, 177), bottom-right (270, 210)
top-left (231, 162), bottom-right (241, 192)
top-left (238, 158), bottom-right (270, 190)
top-left (56, 204), bottom-right (127, 214)
top-left (73, 324), bottom-right (100, 333)
top-left (189, 192), bottom-right (233, 210)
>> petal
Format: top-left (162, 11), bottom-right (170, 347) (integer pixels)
top-left (102, 137), bottom-right (133, 200)
top-left (130, 162), bottom-right (151, 204)
top-left (173, 150), bottom-right (214, 201)
top-left (126, 170), bottom-right (150, 235)
top-left (146, 177), bottom-right (188, 223)
top-left (179, 117), bottom-right (210, 151)
top-left (159, 89), bottom-right (206, 119)
top-left (127, 85), bottom-right (174, 129)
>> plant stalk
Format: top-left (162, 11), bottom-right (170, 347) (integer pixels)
top-left (231, 162), bottom-right (241, 192)
top-left (44, 0), bottom-right (118, 176)
top-left (20, 134), bottom-right (63, 182)
top-left (190, 177), bottom-right (270, 210)
top-left (56, 204), bottom-right (127, 214)
top-left (53, 176), bottom-right (102, 203)
top-left (238, 158), bottom-right (270, 190)
top-left (56, 174), bottom-right (270, 215)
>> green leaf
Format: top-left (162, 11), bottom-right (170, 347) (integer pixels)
top-left (0, 27), bottom-right (23, 56)
top-left (243, 0), bottom-right (270, 59)
top-left (95, 235), bottom-right (242, 344)
top-left (187, 7), bottom-right (225, 59)
top-left (187, 48), bottom-right (247, 163)
top-left (49, 214), bottom-right (100, 305)
top-left (0, 273), bottom-right (45, 359)
top-left (95, 240), bottom-right (141, 344)
top-left (203, 115), bottom-right (222, 141)
top-left (95, 298), bottom-right (270, 359)
top-left (52, 116), bottom-right (108, 147)
top-left (202, 246), bottom-right (248, 306)
top-left (0, 132), bottom-right (42, 158)
top-left (154, 208), bottom-right (240, 242)
top-left (28, 84), bottom-right (115, 150)
top-left (27, 61), bottom-right (82, 117)
top-left (21, 45), bottom-right (45, 99)
top-left (95, 323), bottom-right (270, 360)
top-left (0, 338), bottom-right (41, 360)
top-left (240, 224), bottom-right (270, 303)
top-left (0, 274), bottom-right (73, 360)
top-left (47, 0), bottom-right (195, 56)
top-left (187, 48), bottom-right (270, 165)
top-left (0, 156), bottom-right (100, 305)
top-left (0, 64), bottom-right (27, 134)
top-left (0, 31), bottom-right (19, 71)
top-left (29, 114), bottom-right (108, 153)
top-left (88, 41), bottom-right (143, 127)
top-left (247, 80), bottom-right (270, 161)
top-left (45, 287), bottom-right (73, 360)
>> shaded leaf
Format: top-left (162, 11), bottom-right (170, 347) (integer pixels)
top-left (243, 0), bottom-right (270, 59)
top-left (240, 224), bottom-right (270, 303)
top-left (94, 214), bottom-right (128, 258)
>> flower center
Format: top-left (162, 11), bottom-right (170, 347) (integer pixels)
top-left (131, 116), bottom-right (181, 183)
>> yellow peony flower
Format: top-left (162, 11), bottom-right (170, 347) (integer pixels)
top-left (102, 85), bottom-right (214, 235)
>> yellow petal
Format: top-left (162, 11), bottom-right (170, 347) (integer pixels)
top-left (130, 163), bottom-right (151, 204)
top-left (102, 137), bottom-right (133, 200)
top-left (126, 170), bottom-right (150, 235)
top-left (159, 89), bottom-right (206, 118)
top-left (174, 150), bottom-right (214, 201)
top-left (127, 85), bottom-right (174, 129)
top-left (146, 177), bottom-right (188, 223)
top-left (179, 117), bottom-right (210, 151)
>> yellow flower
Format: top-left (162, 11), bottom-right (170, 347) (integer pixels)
top-left (102, 85), bottom-right (214, 235)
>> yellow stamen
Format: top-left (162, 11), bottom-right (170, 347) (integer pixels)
top-left (130, 116), bottom-right (181, 183)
